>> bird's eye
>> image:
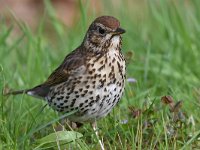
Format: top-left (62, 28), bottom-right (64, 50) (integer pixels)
top-left (97, 26), bottom-right (105, 35)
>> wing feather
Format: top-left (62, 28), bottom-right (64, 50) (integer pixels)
top-left (44, 48), bottom-right (86, 86)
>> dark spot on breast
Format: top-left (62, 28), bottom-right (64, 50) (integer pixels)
top-left (89, 100), bottom-right (95, 105)
top-left (57, 86), bottom-right (62, 91)
top-left (74, 91), bottom-right (78, 94)
top-left (94, 74), bottom-right (97, 79)
top-left (96, 95), bottom-right (100, 101)
top-left (83, 90), bottom-right (88, 94)
top-left (107, 82), bottom-right (112, 86)
top-left (106, 98), bottom-right (111, 103)
top-left (76, 80), bottom-right (81, 84)
top-left (70, 98), bottom-right (76, 107)
top-left (86, 63), bottom-right (90, 68)
top-left (113, 98), bottom-right (117, 103)
top-left (111, 66), bottom-right (114, 72)
top-left (93, 53), bottom-right (104, 63)
top-left (117, 97), bottom-right (121, 103)
top-left (60, 108), bottom-right (64, 112)
top-left (57, 96), bottom-right (64, 101)
top-left (82, 109), bottom-right (89, 114)
top-left (50, 95), bottom-right (55, 100)
top-left (108, 72), bottom-right (112, 78)
top-left (99, 102), bottom-right (103, 108)
top-left (112, 58), bottom-right (116, 63)
top-left (80, 107), bottom-right (85, 111)
top-left (98, 64), bottom-right (105, 71)
top-left (79, 103), bottom-right (84, 107)
top-left (98, 78), bottom-right (106, 88)
top-left (118, 55), bottom-right (122, 61)
top-left (84, 80), bottom-right (88, 84)
top-left (105, 57), bottom-right (108, 63)
top-left (97, 74), bottom-right (101, 78)
top-left (81, 93), bottom-right (86, 97)
top-left (98, 84), bottom-right (104, 89)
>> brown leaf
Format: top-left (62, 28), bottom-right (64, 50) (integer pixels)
top-left (170, 100), bottom-right (183, 112)
top-left (161, 95), bottom-right (176, 111)
top-left (161, 95), bottom-right (174, 105)
top-left (128, 106), bottom-right (142, 118)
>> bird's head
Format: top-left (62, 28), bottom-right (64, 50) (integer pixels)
top-left (83, 16), bottom-right (125, 53)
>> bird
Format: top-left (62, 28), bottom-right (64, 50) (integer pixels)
top-left (5, 16), bottom-right (126, 149)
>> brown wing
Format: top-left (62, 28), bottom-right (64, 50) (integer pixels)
top-left (26, 47), bottom-right (86, 99)
top-left (43, 48), bottom-right (86, 86)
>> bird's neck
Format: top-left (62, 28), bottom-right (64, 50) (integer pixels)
top-left (82, 36), bottom-right (122, 55)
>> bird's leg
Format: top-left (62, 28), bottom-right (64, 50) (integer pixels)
top-left (91, 121), bottom-right (105, 150)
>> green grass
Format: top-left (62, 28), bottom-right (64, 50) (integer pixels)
top-left (1, 0), bottom-right (200, 149)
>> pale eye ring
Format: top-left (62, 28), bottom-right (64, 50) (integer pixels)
top-left (97, 26), bottom-right (105, 35)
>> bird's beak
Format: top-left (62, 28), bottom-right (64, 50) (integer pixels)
top-left (112, 27), bottom-right (126, 35)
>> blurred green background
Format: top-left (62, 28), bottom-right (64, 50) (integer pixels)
top-left (1, 0), bottom-right (200, 149)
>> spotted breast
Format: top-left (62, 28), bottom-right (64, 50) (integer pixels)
top-left (46, 36), bottom-right (125, 123)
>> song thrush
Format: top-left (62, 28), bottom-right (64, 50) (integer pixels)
top-left (6, 16), bottom-right (126, 134)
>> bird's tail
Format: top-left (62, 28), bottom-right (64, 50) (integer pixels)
top-left (3, 89), bottom-right (28, 96)
top-left (3, 85), bottom-right (49, 99)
